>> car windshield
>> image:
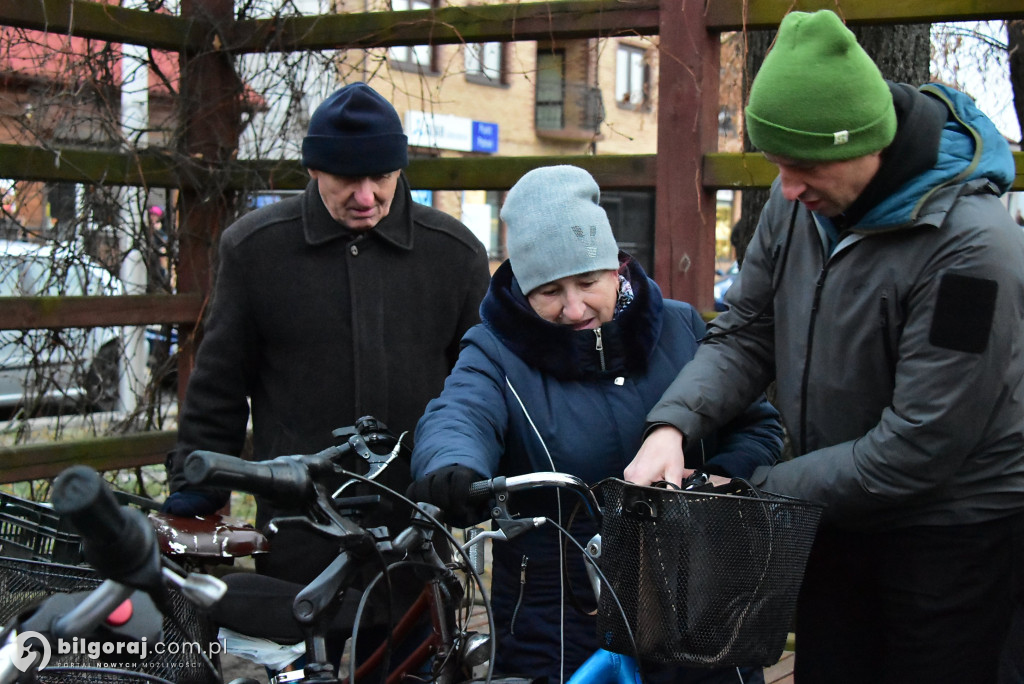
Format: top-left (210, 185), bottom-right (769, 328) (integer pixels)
top-left (0, 245), bottom-right (119, 297)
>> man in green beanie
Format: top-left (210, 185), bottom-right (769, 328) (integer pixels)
top-left (627, 9), bottom-right (1024, 683)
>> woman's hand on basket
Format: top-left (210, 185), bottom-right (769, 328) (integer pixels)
top-left (625, 424), bottom-right (688, 486)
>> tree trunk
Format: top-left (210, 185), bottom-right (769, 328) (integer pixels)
top-left (1009, 20), bottom-right (1024, 144)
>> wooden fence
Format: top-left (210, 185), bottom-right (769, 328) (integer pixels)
top-left (0, 0), bottom-right (1021, 482)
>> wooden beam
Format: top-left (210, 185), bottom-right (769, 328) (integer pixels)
top-left (227, 0), bottom-right (660, 53)
top-left (176, 0), bottom-right (241, 404)
top-left (405, 154), bottom-right (657, 191)
top-left (706, 0), bottom-right (1024, 31)
top-left (0, 431), bottom-right (176, 484)
top-left (702, 151), bottom-right (1024, 192)
top-left (654, 0), bottom-right (720, 309)
top-left (0, 294), bottom-right (204, 331)
top-left (2, 143), bottom-right (1020, 192)
top-left (6, 0), bottom-right (1023, 53)
top-left (0, 0), bottom-right (206, 52)
top-left (0, 144), bottom-right (185, 188)
top-left (702, 152), bottom-right (779, 190)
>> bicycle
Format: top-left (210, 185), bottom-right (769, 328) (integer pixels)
top-left (2, 418), bottom-right (818, 684)
top-left (180, 423), bottom-right (504, 684)
top-left (0, 464), bottom-right (228, 684)
top-left (182, 447), bottom-right (818, 684)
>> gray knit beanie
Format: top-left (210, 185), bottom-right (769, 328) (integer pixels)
top-left (500, 165), bottom-right (619, 295)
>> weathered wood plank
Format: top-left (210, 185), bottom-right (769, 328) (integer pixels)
top-left (706, 0), bottom-right (1024, 31)
top-left (5, 0), bottom-right (1022, 53)
top-left (0, 431), bottom-right (177, 484)
top-left (406, 155), bottom-right (657, 191)
top-left (228, 0), bottom-right (660, 52)
top-left (0, 0), bottom-right (205, 52)
top-left (1, 142), bottom-right (1019, 194)
top-left (704, 151), bottom-right (1024, 191)
top-left (0, 294), bottom-right (204, 331)
top-left (653, 0), bottom-right (720, 309)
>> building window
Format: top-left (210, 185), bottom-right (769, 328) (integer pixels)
top-left (461, 190), bottom-right (502, 259)
top-left (719, 105), bottom-right (736, 138)
top-left (465, 42), bottom-right (504, 85)
top-left (615, 43), bottom-right (649, 109)
top-left (535, 50), bottom-right (565, 130)
top-left (389, 0), bottom-right (434, 71)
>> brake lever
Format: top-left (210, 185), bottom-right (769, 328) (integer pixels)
top-left (332, 431), bottom-right (408, 497)
top-left (682, 471), bottom-right (716, 492)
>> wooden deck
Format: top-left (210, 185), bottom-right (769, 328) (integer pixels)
top-left (763, 651), bottom-right (795, 683)
top-left (465, 601), bottom-right (797, 682)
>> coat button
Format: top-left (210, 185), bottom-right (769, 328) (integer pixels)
top-left (350, 244), bottom-right (359, 256)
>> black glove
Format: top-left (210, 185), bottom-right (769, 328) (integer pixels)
top-left (160, 488), bottom-right (229, 517)
top-left (407, 465), bottom-right (489, 527)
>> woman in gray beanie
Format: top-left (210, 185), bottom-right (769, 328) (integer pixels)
top-left (408, 165), bottom-right (783, 684)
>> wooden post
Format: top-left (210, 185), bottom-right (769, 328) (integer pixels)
top-left (176, 0), bottom-right (242, 404)
top-left (654, 0), bottom-right (720, 310)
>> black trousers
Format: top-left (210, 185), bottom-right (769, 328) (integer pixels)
top-left (794, 514), bottom-right (1023, 684)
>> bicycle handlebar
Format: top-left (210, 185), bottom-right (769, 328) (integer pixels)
top-left (184, 450), bottom-right (320, 501)
top-left (52, 466), bottom-right (163, 591)
top-left (52, 464), bottom-right (130, 549)
top-left (468, 472), bottom-right (602, 524)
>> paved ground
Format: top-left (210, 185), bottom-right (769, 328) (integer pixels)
top-left (220, 652), bottom-right (272, 683)
top-left (214, 627), bottom-right (796, 683)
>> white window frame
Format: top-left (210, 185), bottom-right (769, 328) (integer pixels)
top-left (615, 43), bottom-right (648, 108)
top-left (389, 0), bottom-right (433, 68)
top-left (465, 42), bottom-right (503, 83)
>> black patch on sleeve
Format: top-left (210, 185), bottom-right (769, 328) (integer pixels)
top-left (929, 273), bottom-right (998, 354)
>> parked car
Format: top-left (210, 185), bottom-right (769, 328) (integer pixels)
top-left (713, 260), bottom-right (739, 312)
top-left (145, 324), bottom-right (178, 391)
top-left (0, 240), bottom-right (124, 413)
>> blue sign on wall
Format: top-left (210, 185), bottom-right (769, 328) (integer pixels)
top-left (410, 189), bottom-right (434, 206)
top-left (472, 121), bottom-right (499, 154)
top-left (406, 110), bottom-right (499, 154)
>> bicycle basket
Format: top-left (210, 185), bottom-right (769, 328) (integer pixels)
top-left (594, 478), bottom-right (822, 667)
top-left (0, 492), bottom-right (84, 565)
top-left (0, 491), bottom-right (158, 566)
top-left (0, 557), bottom-right (220, 684)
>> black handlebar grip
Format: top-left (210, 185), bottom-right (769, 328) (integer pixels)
top-left (53, 465), bottom-right (127, 542)
top-left (52, 465), bottom-right (161, 588)
top-left (468, 476), bottom-right (503, 501)
top-left (184, 451), bottom-right (312, 501)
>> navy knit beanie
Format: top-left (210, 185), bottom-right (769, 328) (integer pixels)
top-left (301, 83), bottom-right (409, 176)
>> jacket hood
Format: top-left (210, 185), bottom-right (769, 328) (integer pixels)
top-left (480, 255), bottom-right (664, 380)
top-left (857, 83), bottom-right (1016, 230)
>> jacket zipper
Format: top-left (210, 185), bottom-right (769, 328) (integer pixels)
top-left (510, 555), bottom-right (528, 635)
top-left (594, 329), bottom-right (606, 372)
top-left (880, 293), bottom-right (896, 377)
top-left (800, 266), bottom-right (829, 452)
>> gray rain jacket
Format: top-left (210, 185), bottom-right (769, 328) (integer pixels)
top-left (648, 83), bottom-right (1024, 530)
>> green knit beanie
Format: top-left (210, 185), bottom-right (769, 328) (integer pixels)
top-left (745, 10), bottom-right (897, 161)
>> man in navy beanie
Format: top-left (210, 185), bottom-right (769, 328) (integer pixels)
top-left (162, 82), bottom-right (490, 676)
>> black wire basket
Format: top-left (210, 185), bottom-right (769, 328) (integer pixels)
top-left (0, 492), bottom-right (85, 565)
top-left (595, 478), bottom-right (822, 668)
top-left (0, 555), bottom-right (220, 683)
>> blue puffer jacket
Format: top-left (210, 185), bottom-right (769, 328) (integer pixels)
top-left (412, 255), bottom-right (783, 683)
